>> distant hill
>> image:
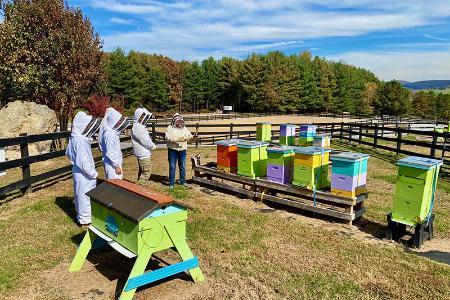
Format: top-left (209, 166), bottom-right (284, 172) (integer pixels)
top-left (400, 80), bottom-right (450, 90)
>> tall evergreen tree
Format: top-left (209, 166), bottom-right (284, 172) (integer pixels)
top-left (297, 52), bottom-right (320, 112)
top-left (218, 57), bottom-right (242, 111)
top-left (375, 80), bottom-right (411, 116)
top-left (201, 57), bottom-right (220, 111)
top-left (240, 54), bottom-right (265, 112)
top-left (183, 61), bottom-right (204, 112)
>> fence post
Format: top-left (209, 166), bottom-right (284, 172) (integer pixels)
top-left (151, 123), bottom-right (156, 141)
top-left (374, 124), bottom-right (379, 147)
top-left (230, 123), bottom-right (234, 139)
top-left (331, 123), bottom-right (335, 138)
top-left (349, 124), bottom-right (353, 141)
top-left (358, 125), bottom-right (362, 144)
top-left (430, 131), bottom-right (438, 157)
top-left (339, 122), bottom-right (344, 141)
top-left (396, 128), bottom-right (402, 154)
top-left (19, 133), bottom-right (32, 195)
top-left (195, 123), bottom-right (199, 148)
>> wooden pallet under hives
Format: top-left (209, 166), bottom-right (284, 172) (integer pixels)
top-left (191, 155), bottom-right (367, 226)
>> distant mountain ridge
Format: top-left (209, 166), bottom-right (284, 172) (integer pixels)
top-left (400, 80), bottom-right (450, 90)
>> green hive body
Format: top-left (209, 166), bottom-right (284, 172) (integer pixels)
top-left (237, 141), bottom-right (269, 178)
top-left (256, 122), bottom-right (272, 142)
top-left (69, 180), bottom-right (204, 300)
top-left (392, 156), bottom-right (442, 226)
top-left (292, 146), bottom-right (331, 190)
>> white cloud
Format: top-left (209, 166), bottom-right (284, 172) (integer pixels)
top-left (333, 50), bottom-right (450, 81)
top-left (110, 17), bottom-right (135, 25)
top-left (423, 34), bottom-right (447, 42)
top-left (81, 0), bottom-right (450, 79)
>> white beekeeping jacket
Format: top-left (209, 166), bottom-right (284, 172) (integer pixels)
top-left (132, 108), bottom-right (156, 159)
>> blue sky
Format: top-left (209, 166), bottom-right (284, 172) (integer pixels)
top-left (68, 0), bottom-right (450, 81)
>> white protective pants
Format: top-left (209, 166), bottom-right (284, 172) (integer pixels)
top-left (72, 166), bottom-right (96, 224)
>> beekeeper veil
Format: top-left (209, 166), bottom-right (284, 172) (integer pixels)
top-left (101, 107), bottom-right (129, 134)
top-left (71, 111), bottom-right (101, 139)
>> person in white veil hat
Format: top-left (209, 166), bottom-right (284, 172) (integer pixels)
top-left (99, 107), bottom-right (129, 179)
top-left (165, 113), bottom-right (193, 190)
top-left (131, 108), bottom-right (156, 185)
top-left (66, 111), bottom-right (101, 226)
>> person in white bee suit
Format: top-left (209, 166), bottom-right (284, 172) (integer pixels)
top-left (66, 111), bottom-right (102, 226)
top-left (132, 108), bottom-right (156, 185)
top-left (99, 107), bottom-right (129, 180)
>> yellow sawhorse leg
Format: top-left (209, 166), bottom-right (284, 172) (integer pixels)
top-left (69, 229), bottom-right (97, 272)
top-left (119, 246), bottom-right (154, 300)
top-left (165, 225), bottom-right (205, 283)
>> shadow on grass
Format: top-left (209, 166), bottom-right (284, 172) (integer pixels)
top-left (55, 196), bottom-right (78, 224)
top-left (149, 174), bottom-right (169, 185)
top-left (408, 250), bottom-right (450, 266)
top-left (71, 244), bottom-right (193, 298)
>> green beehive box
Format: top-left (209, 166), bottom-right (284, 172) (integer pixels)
top-left (298, 136), bottom-right (314, 146)
top-left (256, 122), bottom-right (271, 142)
top-left (279, 136), bottom-right (296, 146)
top-left (267, 146), bottom-right (294, 166)
top-left (292, 147), bottom-right (331, 190)
top-left (292, 164), bottom-right (329, 190)
top-left (392, 156), bottom-right (442, 226)
top-left (69, 180), bottom-right (204, 300)
top-left (237, 141), bottom-right (268, 178)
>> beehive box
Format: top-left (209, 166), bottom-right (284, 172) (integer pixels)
top-left (216, 139), bottom-right (242, 173)
top-left (69, 180), bottom-right (204, 299)
top-left (279, 124), bottom-right (296, 146)
top-left (313, 134), bottom-right (331, 148)
top-left (237, 140), bottom-right (269, 178)
top-left (299, 124), bottom-right (317, 137)
top-left (256, 122), bottom-right (271, 142)
top-left (298, 136), bottom-right (314, 146)
top-left (392, 156), bottom-right (442, 226)
top-left (292, 146), bottom-right (331, 189)
top-left (330, 152), bottom-right (369, 198)
top-left (267, 146), bottom-right (294, 184)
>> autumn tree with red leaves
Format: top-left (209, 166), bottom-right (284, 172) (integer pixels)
top-left (0, 0), bottom-right (104, 130)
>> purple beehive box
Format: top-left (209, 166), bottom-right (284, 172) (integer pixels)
top-left (331, 172), bottom-right (367, 191)
top-left (280, 124), bottom-right (296, 137)
top-left (267, 163), bottom-right (292, 184)
top-left (299, 124), bottom-right (317, 133)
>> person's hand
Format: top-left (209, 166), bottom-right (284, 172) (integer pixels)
top-left (115, 166), bottom-right (122, 175)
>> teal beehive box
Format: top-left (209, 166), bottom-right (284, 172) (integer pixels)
top-left (237, 140), bottom-right (269, 178)
top-left (256, 122), bottom-right (271, 142)
top-left (391, 156), bottom-right (442, 226)
top-left (69, 180), bottom-right (204, 300)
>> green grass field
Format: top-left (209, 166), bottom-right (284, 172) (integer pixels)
top-left (0, 146), bottom-right (449, 299)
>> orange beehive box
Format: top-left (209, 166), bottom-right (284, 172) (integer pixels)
top-left (216, 139), bottom-right (241, 172)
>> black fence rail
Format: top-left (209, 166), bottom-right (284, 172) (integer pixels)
top-left (1, 121), bottom-right (449, 198)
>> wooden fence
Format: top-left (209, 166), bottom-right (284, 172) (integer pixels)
top-left (1, 120), bottom-right (448, 198)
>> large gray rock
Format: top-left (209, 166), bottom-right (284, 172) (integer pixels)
top-left (0, 101), bottom-right (58, 160)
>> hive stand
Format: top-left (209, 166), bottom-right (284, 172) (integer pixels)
top-left (386, 213), bottom-right (434, 248)
top-left (385, 156), bottom-right (442, 248)
top-left (69, 180), bottom-right (204, 300)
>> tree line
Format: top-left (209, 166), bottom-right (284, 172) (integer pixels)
top-left (0, 0), bottom-right (449, 131)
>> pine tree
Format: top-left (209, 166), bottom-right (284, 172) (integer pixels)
top-left (106, 48), bottom-right (131, 100)
top-left (218, 57), bottom-right (242, 111)
top-left (183, 61), bottom-right (204, 112)
top-left (201, 57), bottom-right (220, 111)
top-left (297, 52), bottom-right (320, 112)
top-left (240, 54), bottom-right (265, 112)
top-left (375, 80), bottom-right (411, 116)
